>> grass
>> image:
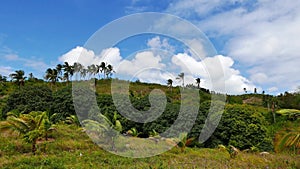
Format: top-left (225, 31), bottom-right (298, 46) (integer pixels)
top-left (1, 124), bottom-right (299, 169)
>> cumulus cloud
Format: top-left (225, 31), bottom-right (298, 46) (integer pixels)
top-left (58, 46), bottom-right (122, 67)
top-left (147, 36), bottom-right (175, 53)
top-left (166, 0), bottom-right (300, 93)
top-left (116, 51), bottom-right (168, 83)
top-left (60, 41), bottom-right (257, 94)
top-left (172, 53), bottom-right (255, 94)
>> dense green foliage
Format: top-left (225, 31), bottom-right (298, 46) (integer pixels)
top-left (0, 78), bottom-right (299, 156)
top-left (2, 85), bottom-right (52, 118)
top-left (213, 104), bottom-right (273, 151)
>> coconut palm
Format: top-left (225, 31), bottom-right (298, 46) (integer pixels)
top-left (82, 111), bottom-right (122, 150)
top-left (80, 68), bottom-right (87, 80)
top-left (63, 62), bottom-right (74, 83)
top-left (277, 127), bottom-right (300, 154)
top-left (56, 64), bottom-right (63, 76)
top-left (9, 70), bottom-right (26, 88)
top-left (167, 79), bottom-right (173, 91)
top-left (73, 62), bottom-right (83, 73)
top-left (195, 78), bottom-right (201, 89)
top-left (87, 64), bottom-right (97, 78)
top-left (96, 64), bottom-right (101, 79)
top-left (0, 112), bottom-right (48, 154)
top-left (99, 62), bottom-right (106, 79)
top-left (106, 64), bottom-right (115, 78)
top-left (0, 74), bottom-right (7, 86)
top-left (44, 68), bottom-right (59, 89)
top-left (243, 87), bottom-right (247, 94)
top-left (176, 72), bottom-right (184, 87)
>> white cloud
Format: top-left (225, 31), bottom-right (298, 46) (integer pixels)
top-left (59, 46), bottom-right (96, 66)
top-left (59, 45), bottom-right (256, 94)
top-left (147, 36), bottom-right (175, 53)
top-left (0, 66), bottom-right (13, 76)
top-left (58, 46), bottom-right (122, 67)
top-left (172, 53), bottom-right (255, 94)
top-left (250, 73), bottom-right (268, 84)
top-left (166, 0), bottom-right (300, 93)
top-left (268, 87), bottom-right (278, 93)
top-left (117, 51), bottom-right (166, 78)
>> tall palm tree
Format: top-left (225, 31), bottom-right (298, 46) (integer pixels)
top-left (0, 112), bottom-right (48, 154)
top-left (106, 64), bottom-right (115, 78)
top-left (73, 62), bottom-right (83, 73)
top-left (96, 64), bottom-right (101, 79)
top-left (80, 68), bottom-right (87, 80)
top-left (56, 64), bottom-right (63, 76)
top-left (100, 62), bottom-right (106, 79)
top-left (176, 72), bottom-right (184, 87)
top-left (167, 79), bottom-right (173, 91)
top-left (63, 62), bottom-right (74, 83)
top-left (44, 68), bottom-right (59, 89)
top-left (87, 64), bottom-right (97, 78)
top-left (9, 70), bottom-right (26, 88)
top-left (195, 78), bottom-right (201, 89)
top-left (0, 74), bottom-right (7, 86)
top-left (243, 87), bottom-right (247, 94)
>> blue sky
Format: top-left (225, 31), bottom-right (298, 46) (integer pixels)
top-left (1, 0), bottom-right (299, 95)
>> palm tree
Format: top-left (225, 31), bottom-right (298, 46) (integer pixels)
top-left (73, 62), bottom-right (83, 73)
top-left (96, 64), bottom-right (101, 79)
top-left (9, 70), bottom-right (26, 88)
top-left (254, 88), bottom-right (257, 94)
top-left (0, 74), bottom-right (7, 86)
top-left (62, 72), bottom-right (69, 83)
top-left (276, 127), bottom-right (300, 154)
top-left (106, 64), bottom-right (115, 78)
top-left (82, 112), bottom-right (122, 150)
top-left (0, 112), bottom-right (48, 154)
top-left (44, 68), bottom-right (59, 89)
top-left (195, 78), bottom-right (201, 89)
top-left (176, 72), bottom-right (184, 87)
top-left (99, 62), bottom-right (106, 79)
top-left (63, 62), bottom-right (74, 83)
top-left (87, 64), bottom-right (97, 78)
top-left (80, 68), bottom-right (87, 80)
top-left (56, 64), bottom-right (63, 76)
top-left (167, 79), bottom-right (173, 92)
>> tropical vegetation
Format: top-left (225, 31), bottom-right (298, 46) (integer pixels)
top-left (0, 63), bottom-right (299, 168)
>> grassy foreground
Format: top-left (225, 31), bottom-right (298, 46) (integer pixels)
top-left (0, 124), bottom-right (299, 169)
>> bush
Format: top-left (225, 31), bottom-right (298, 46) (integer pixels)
top-left (211, 104), bottom-right (273, 151)
top-left (50, 86), bottom-right (74, 122)
top-left (2, 85), bottom-right (52, 118)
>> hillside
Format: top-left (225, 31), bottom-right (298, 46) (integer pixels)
top-left (0, 79), bottom-right (300, 168)
top-left (0, 124), bottom-right (299, 169)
